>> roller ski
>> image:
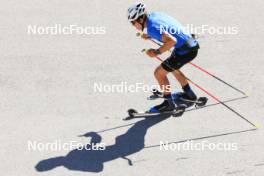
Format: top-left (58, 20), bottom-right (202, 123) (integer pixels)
top-left (124, 93), bottom-right (186, 121)
top-left (123, 105), bottom-right (186, 121)
top-left (148, 89), bottom-right (208, 108)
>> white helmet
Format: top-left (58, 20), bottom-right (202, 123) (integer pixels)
top-left (127, 2), bottom-right (146, 22)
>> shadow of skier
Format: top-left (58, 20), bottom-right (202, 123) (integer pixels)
top-left (35, 114), bottom-right (172, 173)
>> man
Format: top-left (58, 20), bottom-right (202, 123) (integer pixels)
top-left (128, 2), bottom-right (200, 113)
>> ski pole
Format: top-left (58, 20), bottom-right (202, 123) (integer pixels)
top-left (137, 32), bottom-right (248, 96)
top-left (141, 49), bottom-right (258, 129)
top-left (188, 62), bottom-right (248, 96)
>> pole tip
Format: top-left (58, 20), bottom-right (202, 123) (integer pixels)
top-left (255, 124), bottom-right (260, 129)
top-left (245, 92), bottom-right (250, 97)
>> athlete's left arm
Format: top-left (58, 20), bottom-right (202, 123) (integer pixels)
top-left (158, 32), bottom-right (177, 54)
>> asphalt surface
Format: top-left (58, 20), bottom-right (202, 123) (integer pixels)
top-left (0, 0), bottom-right (264, 175)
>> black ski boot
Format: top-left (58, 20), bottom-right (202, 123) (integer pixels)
top-left (149, 98), bottom-right (175, 113)
top-left (181, 84), bottom-right (197, 106)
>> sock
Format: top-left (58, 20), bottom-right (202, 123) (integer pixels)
top-left (182, 84), bottom-right (191, 92)
top-left (182, 84), bottom-right (197, 100)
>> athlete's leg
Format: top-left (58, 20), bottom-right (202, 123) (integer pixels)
top-left (172, 69), bottom-right (188, 87)
top-left (172, 70), bottom-right (197, 100)
top-left (149, 65), bottom-right (174, 112)
top-left (154, 65), bottom-right (171, 97)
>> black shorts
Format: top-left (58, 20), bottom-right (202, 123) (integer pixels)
top-left (161, 49), bottom-right (198, 72)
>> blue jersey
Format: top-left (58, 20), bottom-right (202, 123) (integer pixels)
top-left (147, 12), bottom-right (197, 54)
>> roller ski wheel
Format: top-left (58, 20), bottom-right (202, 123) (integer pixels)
top-left (128, 109), bottom-right (137, 117)
top-left (195, 97), bottom-right (208, 107)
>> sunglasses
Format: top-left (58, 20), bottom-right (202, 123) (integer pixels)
top-left (131, 21), bottom-right (136, 25)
